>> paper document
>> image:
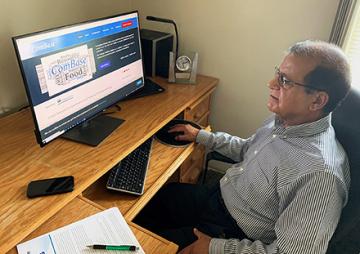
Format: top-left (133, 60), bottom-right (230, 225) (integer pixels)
top-left (17, 207), bottom-right (145, 254)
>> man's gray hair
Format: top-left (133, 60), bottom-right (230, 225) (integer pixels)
top-left (289, 40), bottom-right (351, 113)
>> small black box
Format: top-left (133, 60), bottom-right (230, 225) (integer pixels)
top-left (140, 29), bottom-right (173, 78)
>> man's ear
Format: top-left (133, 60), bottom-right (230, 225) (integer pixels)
top-left (310, 91), bottom-right (329, 111)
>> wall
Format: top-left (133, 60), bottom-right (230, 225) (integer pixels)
top-left (132, 0), bottom-right (340, 138)
top-left (0, 0), bottom-right (132, 115)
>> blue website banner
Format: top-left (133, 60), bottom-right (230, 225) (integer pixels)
top-left (28, 18), bottom-right (138, 59)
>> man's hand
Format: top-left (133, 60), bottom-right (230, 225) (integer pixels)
top-left (168, 124), bottom-right (200, 142)
top-left (178, 228), bottom-right (211, 254)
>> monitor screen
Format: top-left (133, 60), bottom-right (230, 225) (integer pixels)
top-left (13, 11), bottom-right (144, 146)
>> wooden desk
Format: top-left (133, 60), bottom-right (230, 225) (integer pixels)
top-left (0, 75), bottom-right (218, 253)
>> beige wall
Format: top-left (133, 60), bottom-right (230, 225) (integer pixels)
top-left (132, 0), bottom-right (340, 138)
top-left (0, 0), bottom-right (132, 115)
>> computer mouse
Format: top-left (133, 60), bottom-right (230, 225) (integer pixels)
top-left (167, 130), bottom-right (184, 140)
top-left (155, 119), bottom-right (201, 147)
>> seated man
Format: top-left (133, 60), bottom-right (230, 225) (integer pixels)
top-left (135, 40), bottom-right (351, 254)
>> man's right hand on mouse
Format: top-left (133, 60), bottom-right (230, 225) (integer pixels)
top-left (168, 124), bottom-right (200, 142)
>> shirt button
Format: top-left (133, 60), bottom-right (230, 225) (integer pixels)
top-left (239, 167), bottom-right (243, 172)
top-left (283, 135), bottom-right (287, 139)
top-left (272, 134), bottom-right (277, 138)
top-left (223, 177), bottom-right (228, 182)
top-left (254, 150), bottom-right (258, 155)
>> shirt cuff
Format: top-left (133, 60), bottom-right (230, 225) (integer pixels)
top-left (196, 129), bottom-right (212, 145)
top-left (209, 238), bottom-right (226, 254)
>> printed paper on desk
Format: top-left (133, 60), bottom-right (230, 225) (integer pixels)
top-left (17, 207), bottom-right (145, 254)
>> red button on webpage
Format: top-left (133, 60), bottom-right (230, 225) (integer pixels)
top-left (122, 21), bottom-right (133, 28)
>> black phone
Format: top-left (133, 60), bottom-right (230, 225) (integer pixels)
top-left (27, 176), bottom-right (74, 198)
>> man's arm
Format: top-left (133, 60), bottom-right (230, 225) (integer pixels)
top-left (169, 124), bottom-right (254, 162)
top-left (196, 130), bottom-right (254, 162)
top-left (209, 172), bottom-right (346, 254)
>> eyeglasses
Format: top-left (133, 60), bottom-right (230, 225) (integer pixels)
top-left (274, 66), bottom-right (320, 91)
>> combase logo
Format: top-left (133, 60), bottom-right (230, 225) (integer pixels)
top-left (47, 53), bottom-right (89, 86)
top-left (38, 45), bottom-right (96, 96)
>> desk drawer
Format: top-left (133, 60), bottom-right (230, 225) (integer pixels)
top-left (180, 158), bottom-right (204, 183)
top-left (185, 94), bottom-right (211, 124)
top-left (179, 88), bottom-right (215, 184)
top-left (180, 144), bottom-right (205, 183)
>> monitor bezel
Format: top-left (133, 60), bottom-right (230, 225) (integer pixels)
top-left (12, 10), bottom-right (144, 147)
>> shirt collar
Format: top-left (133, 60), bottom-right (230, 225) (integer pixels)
top-left (273, 114), bottom-right (331, 138)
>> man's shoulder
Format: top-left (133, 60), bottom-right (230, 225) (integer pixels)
top-left (277, 129), bottom-right (349, 190)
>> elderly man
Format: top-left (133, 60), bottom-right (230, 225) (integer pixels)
top-left (135, 40), bottom-right (351, 254)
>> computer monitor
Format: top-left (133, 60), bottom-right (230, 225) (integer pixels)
top-left (13, 11), bottom-right (145, 147)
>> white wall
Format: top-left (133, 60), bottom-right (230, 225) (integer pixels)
top-left (132, 0), bottom-right (340, 138)
top-left (0, 0), bottom-right (132, 115)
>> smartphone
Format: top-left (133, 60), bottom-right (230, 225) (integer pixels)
top-left (27, 176), bottom-right (74, 198)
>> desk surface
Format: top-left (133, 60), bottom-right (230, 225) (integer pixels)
top-left (0, 75), bottom-right (218, 253)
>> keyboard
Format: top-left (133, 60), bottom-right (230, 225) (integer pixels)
top-left (106, 137), bottom-right (153, 195)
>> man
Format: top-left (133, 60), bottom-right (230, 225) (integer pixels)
top-left (135, 40), bottom-right (351, 254)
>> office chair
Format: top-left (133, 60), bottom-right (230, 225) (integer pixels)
top-left (202, 151), bottom-right (235, 184)
top-left (202, 88), bottom-right (360, 253)
top-left (327, 88), bottom-right (360, 253)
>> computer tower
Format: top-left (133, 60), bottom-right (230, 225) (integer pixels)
top-left (140, 29), bottom-right (174, 78)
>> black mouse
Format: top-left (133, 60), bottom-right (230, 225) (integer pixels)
top-left (155, 119), bottom-right (201, 147)
top-left (168, 129), bottom-right (184, 139)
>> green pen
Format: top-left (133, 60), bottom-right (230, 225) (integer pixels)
top-left (87, 244), bottom-right (139, 251)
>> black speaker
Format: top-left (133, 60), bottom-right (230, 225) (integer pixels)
top-left (140, 29), bottom-right (173, 78)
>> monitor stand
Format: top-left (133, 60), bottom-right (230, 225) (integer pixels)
top-left (61, 115), bottom-right (125, 146)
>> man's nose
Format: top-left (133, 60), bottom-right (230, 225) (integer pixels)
top-left (267, 77), bottom-right (280, 90)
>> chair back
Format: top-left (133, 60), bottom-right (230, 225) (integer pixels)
top-left (327, 88), bottom-right (360, 253)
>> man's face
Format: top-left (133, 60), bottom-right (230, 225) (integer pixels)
top-left (267, 54), bottom-right (318, 125)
